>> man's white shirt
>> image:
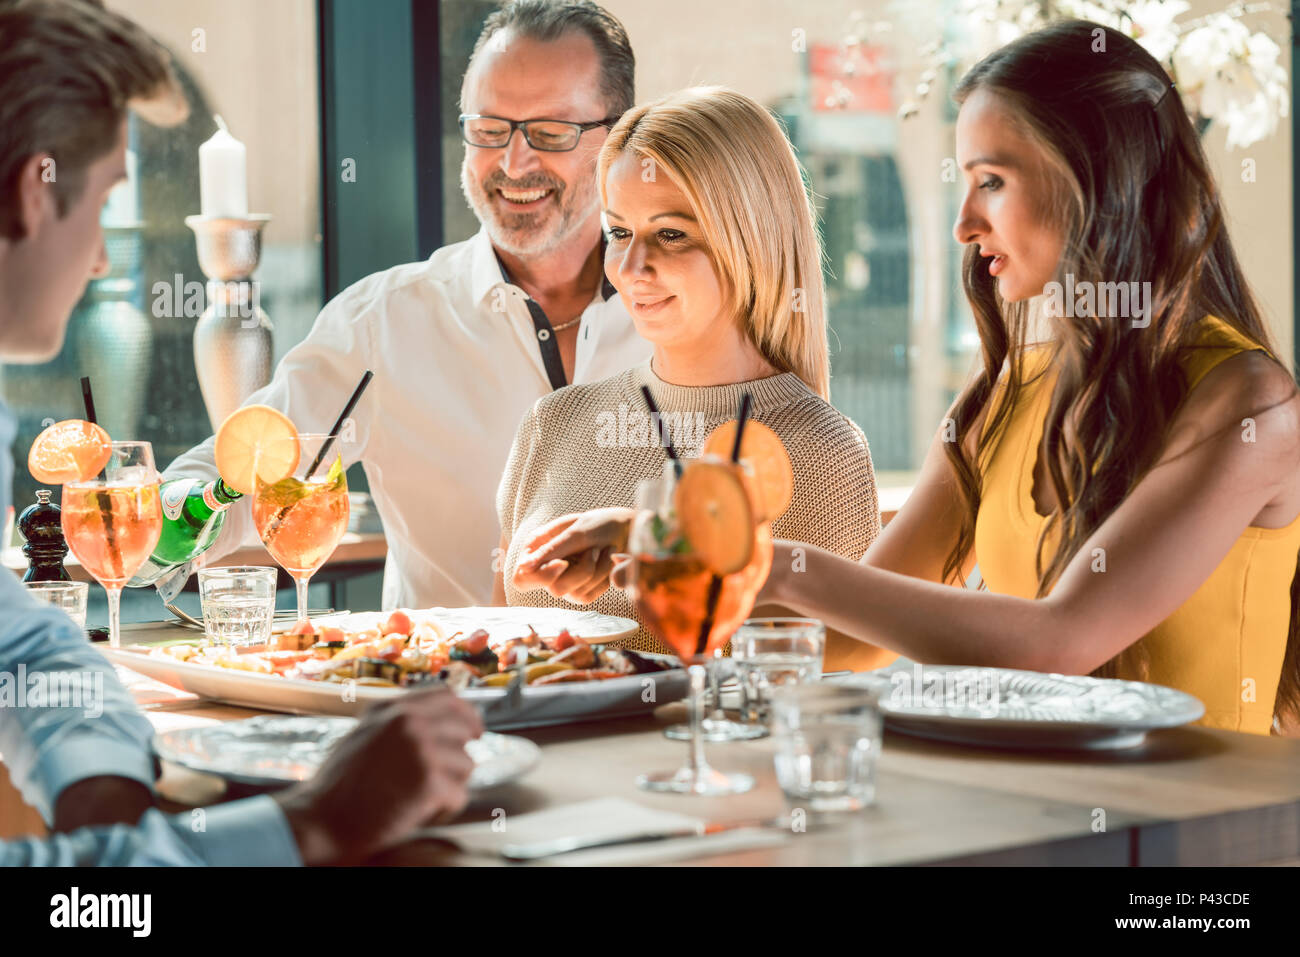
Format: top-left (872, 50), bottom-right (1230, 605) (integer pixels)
top-left (166, 226), bottom-right (651, 608)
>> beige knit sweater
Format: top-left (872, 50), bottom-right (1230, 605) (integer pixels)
top-left (496, 358), bottom-right (881, 658)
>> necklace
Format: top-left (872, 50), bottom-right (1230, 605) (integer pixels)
top-left (550, 315), bottom-right (582, 333)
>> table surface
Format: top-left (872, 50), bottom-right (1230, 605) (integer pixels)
top-left (49, 621), bottom-right (1300, 866)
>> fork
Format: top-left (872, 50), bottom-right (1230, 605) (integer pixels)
top-left (504, 646), bottom-right (528, 712)
top-left (165, 602), bottom-right (342, 631)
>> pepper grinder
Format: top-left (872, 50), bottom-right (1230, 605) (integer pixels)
top-left (17, 490), bottom-right (71, 582)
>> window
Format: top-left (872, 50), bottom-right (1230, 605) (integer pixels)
top-left (437, 0), bottom-right (1294, 486)
top-left (1, 1), bottom-right (322, 614)
top-left (2, 0), bottom-right (322, 520)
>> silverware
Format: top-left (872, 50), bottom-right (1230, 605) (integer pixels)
top-left (504, 646), bottom-right (528, 712)
top-left (165, 603), bottom-right (343, 632)
top-left (714, 670), bottom-right (852, 703)
top-left (499, 814), bottom-right (800, 862)
top-left (164, 602), bottom-right (204, 630)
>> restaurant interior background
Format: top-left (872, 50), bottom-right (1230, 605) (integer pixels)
top-left (0, 0), bottom-right (1292, 623)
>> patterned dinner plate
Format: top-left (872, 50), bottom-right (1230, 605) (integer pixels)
top-left (835, 663), bottom-right (1205, 750)
top-left (105, 606), bottom-right (686, 730)
top-left (154, 716), bottom-right (540, 789)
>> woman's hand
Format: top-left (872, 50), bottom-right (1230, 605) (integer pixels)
top-left (511, 507), bottom-right (636, 605)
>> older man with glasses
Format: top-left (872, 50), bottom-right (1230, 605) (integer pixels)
top-left (164, 0), bottom-right (650, 610)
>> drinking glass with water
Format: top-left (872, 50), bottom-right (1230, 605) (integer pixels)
top-left (771, 683), bottom-right (882, 812)
top-left (198, 566), bottom-right (277, 649)
top-left (733, 618), bottom-right (825, 725)
top-left (23, 580), bottom-right (89, 629)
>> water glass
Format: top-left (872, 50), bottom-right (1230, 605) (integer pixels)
top-left (198, 567), bottom-right (277, 648)
top-left (24, 580), bottom-right (90, 629)
top-left (771, 683), bottom-right (882, 812)
top-left (733, 618), bottom-right (825, 725)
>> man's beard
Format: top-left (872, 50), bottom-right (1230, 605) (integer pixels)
top-left (461, 159), bottom-right (599, 258)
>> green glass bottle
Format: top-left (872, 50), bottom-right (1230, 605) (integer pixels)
top-left (127, 477), bottom-right (242, 587)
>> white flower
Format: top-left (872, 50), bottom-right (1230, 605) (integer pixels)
top-left (913, 0), bottom-right (1288, 147)
top-left (1171, 18), bottom-right (1239, 94)
top-left (1221, 90), bottom-right (1276, 150)
top-left (1058, 0), bottom-right (1124, 33)
top-left (1125, 0), bottom-right (1188, 63)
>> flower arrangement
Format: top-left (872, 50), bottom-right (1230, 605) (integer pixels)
top-left (897, 0), bottom-right (1289, 149)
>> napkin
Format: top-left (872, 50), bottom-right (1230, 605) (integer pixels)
top-left (421, 797), bottom-right (789, 866)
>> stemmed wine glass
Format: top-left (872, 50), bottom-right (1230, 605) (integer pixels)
top-left (250, 433), bottom-right (349, 624)
top-left (627, 459), bottom-right (773, 795)
top-left (61, 441), bottom-right (163, 648)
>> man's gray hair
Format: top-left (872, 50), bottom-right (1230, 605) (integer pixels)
top-left (464, 0), bottom-right (634, 118)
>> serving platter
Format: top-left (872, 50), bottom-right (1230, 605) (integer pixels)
top-left (105, 606), bottom-right (687, 731)
top-left (154, 716), bottom-right (540, 789)
top-left (834, 663), bottom-right (1205, 750)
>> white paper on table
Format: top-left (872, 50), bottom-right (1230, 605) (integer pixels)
top-left (420, 796), bottom-right (789, 865)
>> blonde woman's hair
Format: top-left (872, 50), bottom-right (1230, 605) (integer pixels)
top-left (598, 85), bottom-right (830, 399)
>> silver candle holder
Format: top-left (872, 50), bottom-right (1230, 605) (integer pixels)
top-left (185, 213), bottom-right (274, 432)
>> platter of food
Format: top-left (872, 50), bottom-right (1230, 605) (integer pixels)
top-left (104, 606), bottom-right (688, 730)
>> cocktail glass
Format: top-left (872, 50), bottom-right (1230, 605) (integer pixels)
top-left (628, 459), bottom-right (772, 795)
top-left (61, 441), bottom-right (163, 648)
top-left (251, 433), bottom-right (349, 624)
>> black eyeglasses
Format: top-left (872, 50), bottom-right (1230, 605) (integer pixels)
top-left (458, 114), bottom-right (618, 152)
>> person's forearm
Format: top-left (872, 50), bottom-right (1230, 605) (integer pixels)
top-left (0, 594), bottom-right (158, 821)
top-left (1, 798), bottom-right (302, 867)
top-left (768, 543), bottom-right (1074, 672)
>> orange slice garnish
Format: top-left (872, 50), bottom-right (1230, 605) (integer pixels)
top-left (28, 419), bottom-right (113, 484)
top-left (674, 460), bottom-right (755, 575)
top-left (702, 419), bottom-right (794, 521)
top-left (214, 405), bottom-right (299, 495)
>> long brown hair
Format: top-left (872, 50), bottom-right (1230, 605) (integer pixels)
top-left (942, 20), bottom-right (1300, 728)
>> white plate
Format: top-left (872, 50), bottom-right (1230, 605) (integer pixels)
top-left (154, 716), bottom-right (540, 789)
top-left (834, 663), bottom-right (1205, 750)
top-left (105, 606), bottom-right (686, 730)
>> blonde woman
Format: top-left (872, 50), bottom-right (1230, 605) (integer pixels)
top-left (496, 85), bottom-right (887, 671)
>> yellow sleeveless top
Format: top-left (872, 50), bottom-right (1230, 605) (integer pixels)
top-left (974, 316), bottom-right (1300, 735)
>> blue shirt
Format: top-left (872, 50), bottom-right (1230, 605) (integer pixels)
top-left (0, 399), bottom-right (301, 865)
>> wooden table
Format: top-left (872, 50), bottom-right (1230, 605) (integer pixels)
top-left (4, 620), bottom-right (1294, 865)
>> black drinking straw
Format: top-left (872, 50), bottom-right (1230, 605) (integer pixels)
top-left (80, 377), bottom-right (121, 577)
top-left (307, 370), bottom-right (374, 477)
top-left (695, 392), bottom-right (752, 656)
top-left (263, 370), bottom-right (373, 541)
top-left (80, 377), bottom-right (98, 427)
top-left (639, 384), bottom-right (682, 478)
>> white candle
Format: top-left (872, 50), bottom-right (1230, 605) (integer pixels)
top-left (198, 116), bottom-right (247, 217)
